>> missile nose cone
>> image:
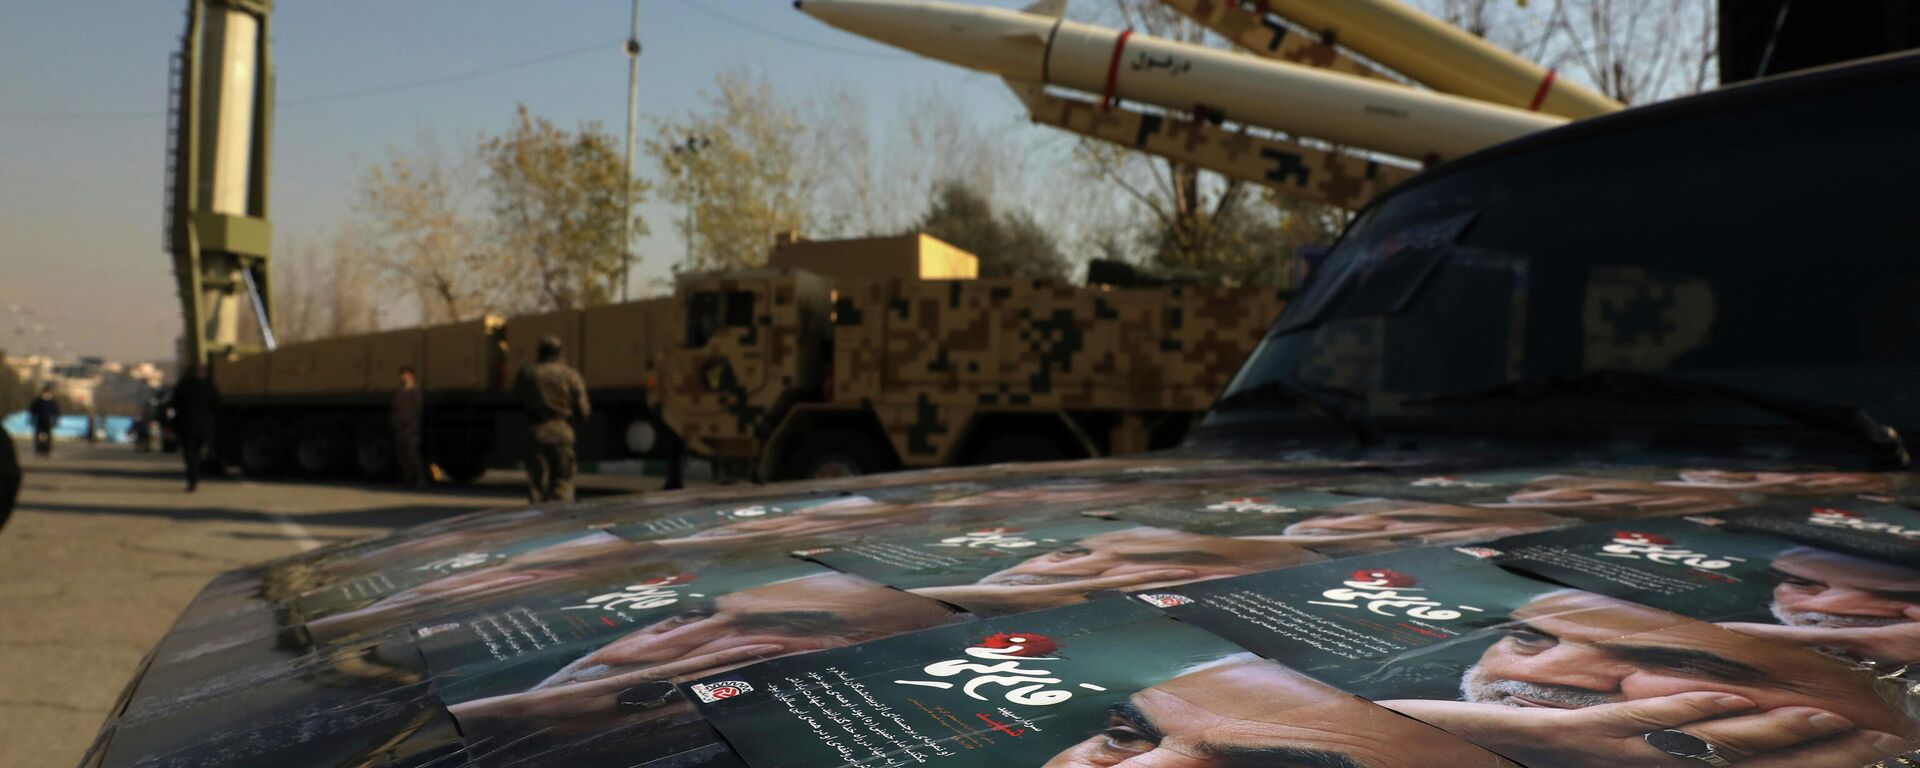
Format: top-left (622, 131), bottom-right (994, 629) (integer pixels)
top-left (793, 0), bottom-right (1053, 82)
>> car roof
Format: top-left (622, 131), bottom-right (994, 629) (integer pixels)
top-left (1375, 50), bottom-right (1920, 206)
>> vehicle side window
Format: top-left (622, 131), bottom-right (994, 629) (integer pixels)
top-left (725, 291), bottom-right (757, 328)
top-left (686, 292), bottom-right (720, 347)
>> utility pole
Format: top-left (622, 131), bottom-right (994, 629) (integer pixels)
top-left (621, 0), bottom-right (642, 301)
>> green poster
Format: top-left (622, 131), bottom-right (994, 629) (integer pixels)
top-left (1139, 547), bottom-right (1583, 699)
top-left (1329, 467), bottom-right (1754, 520)
top-left (1487, 517), bottom-right (1806, 622)
top-left (802, 517), bottom-right (1323, 615)
top-left (418, 557), bottom-right (829, 705)
top-left (1488, 518), bottom-right (1920, 669)
top-left (1335, 467), bottom-right (1908, 522)
top-left (1089, 488), bottom-right (1576, 556)
top-left (1722, 501), bottom-right (1920, 566)
top-left (436, 567), bottom-right (968, 758)
top-left (295, 529), bottom-right (613, 621)
top-left (274, 508), bottom-right (583, 598)
top-left (604, 497), bottom-right (841, 541)
top-left (1088, 489), bottom-right (1365, 532)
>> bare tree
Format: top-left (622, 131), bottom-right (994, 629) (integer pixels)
top-left (794, 84), bottom-right (883, 238)
top-left (1539, 0), bottom-right (1716, 103)
top-left (482, 105), bottom-right (647, 311)
top-left (1416, 0), bottom-right (1717, 103)
top-left (354, 142), bottom-right (492, 323)
top-left (272, 230), bottom-right (383, 343)
top-left (798, 84), bottom-right (1094, 256)
top-left (324, 231), bottom-right (381, 336)
top-left (272, 236), bottom-right (327, 344)
top-left (649, 70), bottom-right (810, 272)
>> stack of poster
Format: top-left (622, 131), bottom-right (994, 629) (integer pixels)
top-left (299, 530), bottom-right (654, 644)
top-left (408, 559), bottom-right (966, 765)
top-left (1486, 517), bottom-right (1920, 668)
top-left (799, 516), bottom-right (1324, 615)
top-left (1087, 487), bottom-right (1577, 555)
top-left (688, 599), bottom-right (1519, 767)
top-left (1136, 547), bottom-right (1916, 767)
top-left (1332, 468), bottom-right (1905, 521)
top-left (1717, 501), bottom-right (1920, 566)
top-left (1329, 468), bottom-right (1752, 519)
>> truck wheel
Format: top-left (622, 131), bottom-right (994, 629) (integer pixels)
top-left (294, 420), bottom-right (351, 476)
top-left (434, 445), bottom-right (488, 483)
top-left (966, 431), bottom-right (1085, 465)
top-left (238, 418), bottom-right (287, 476)
top-left (779, 430), bottom-right (896, 480)
top-left (353, 425), bottom-right (396, 479)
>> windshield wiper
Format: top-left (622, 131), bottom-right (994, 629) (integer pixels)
top-left (1212, 378), bottom-right (1380, 447)
top-left (1404, 369), bottom-right (1910, 469)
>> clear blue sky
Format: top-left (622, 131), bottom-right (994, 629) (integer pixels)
top-left (0, 0), bottom-right (1035, 362)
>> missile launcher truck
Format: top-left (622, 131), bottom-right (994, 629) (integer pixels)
top-left (206, 233), bottom-right (1284, 483)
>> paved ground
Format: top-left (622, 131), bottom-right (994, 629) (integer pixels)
top-left (0, 440), bottom-right (668, 768)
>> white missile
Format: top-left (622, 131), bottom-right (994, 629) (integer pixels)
top-left (794, 0), bottom-right (1568, 162)
top-left (1233, 0), bottom-right (1624, 119)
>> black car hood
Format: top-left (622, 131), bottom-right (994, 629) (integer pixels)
top-left (84, 450), bottom-right (1920, 767)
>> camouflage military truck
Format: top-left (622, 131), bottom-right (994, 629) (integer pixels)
top-left (206, 233), bottom-right (1285, 482)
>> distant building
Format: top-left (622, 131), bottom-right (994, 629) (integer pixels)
top-left (2, 353), bottom-right (167, 418)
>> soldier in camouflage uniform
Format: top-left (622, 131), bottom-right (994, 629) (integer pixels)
top-left (515, 336), bottom-right (590, 503)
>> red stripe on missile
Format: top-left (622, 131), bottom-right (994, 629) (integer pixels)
top-left (1528, 69), bottom-right (1557, 111)
top-left (1102, 28), bottom-right (1133, 112)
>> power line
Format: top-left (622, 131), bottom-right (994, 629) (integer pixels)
top-left (2, 1), bottom-right (938, 125)
top-left (674, 0), bottom-right (919, 62)
top-left (278, 40), bottom-right (617, 107)
top-left (3, 0), bottom-right (928, 125)
top-left (0, 106), bottom-right (159, 123)
top-left (0, 39), bottom-right (620, 122)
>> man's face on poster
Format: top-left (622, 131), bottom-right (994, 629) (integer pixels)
top-left (1460, 591), bottom-right (1909, 735)
top-left (1480, 476), bottom-right (1736, 516)
top-left (536, 573), bottom-right (954, 689)
top-left (977, 528), bottom-right (1305, 587)
top-left (1280, 501), bottom-right (1561, 544)
top-left (1670, 469), bottom-right (1893, 496)
top-left (1771, 548), bottom-right (1920, 629)
top-left (1043, 657), bottom-right (1510, 768)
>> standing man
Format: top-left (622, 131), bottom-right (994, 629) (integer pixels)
top-left (391, 366), bottom-right (425, 488)
top-left (514, 336), bottom-right (589, 503)
top-left (168, 364), bottom-right (219, 492)
top-left (28, 384), bottom-right (58, 458)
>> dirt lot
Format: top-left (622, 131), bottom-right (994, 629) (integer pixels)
top-left (0, 440), bottom-right (665, 768)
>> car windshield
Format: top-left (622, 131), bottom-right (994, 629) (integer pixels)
top-left (1205, 70), bottom-right (1920, 443)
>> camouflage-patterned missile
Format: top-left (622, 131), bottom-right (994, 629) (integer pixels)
top-left (793, 0), bottom-right (1568, 162)
top-left (1004, 79), bottom-right (1418, 209)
